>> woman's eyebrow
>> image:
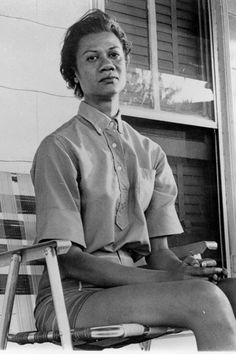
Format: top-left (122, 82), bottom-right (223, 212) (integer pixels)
top-left (82, 49), bottom-right (98, 55)
top-left (82, 45), bottom-right (121, 55)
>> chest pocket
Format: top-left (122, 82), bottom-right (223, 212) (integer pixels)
top-left (137, 168), bottom-right (156, 211)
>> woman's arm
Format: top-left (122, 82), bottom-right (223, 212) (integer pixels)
top-left (58, 242), bottom-right (224, 287)
top-left (145, 236), bottom-right (183, 270)
top-left (146, 236), bottom-right (226, 282)
top-left (59, 243), bottom-right (172, 287)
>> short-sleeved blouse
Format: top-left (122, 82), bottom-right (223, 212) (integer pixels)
top-left (31, 101), bottom-right (183, 261)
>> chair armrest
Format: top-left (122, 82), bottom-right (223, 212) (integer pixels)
top-left (171, 241), bottom-right (218, 259)
top-left (0, 240), bottom-right (72, 267)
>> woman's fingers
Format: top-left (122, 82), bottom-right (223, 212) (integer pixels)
top-left (186, 265), bottom-right (224, 277)
top-left (182, 255), bottom-right (200, 267)
top-left (199, 258), bottom-right (217, 267)
top-left (182, 256), bottom-right (217, 268)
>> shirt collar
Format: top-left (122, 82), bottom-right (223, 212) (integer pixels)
top-left (77, 101), bottom-right (123, 135)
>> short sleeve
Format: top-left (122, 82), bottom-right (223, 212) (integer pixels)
top-left (145, 148), bottom-right (183, 237)
top-left (30, 135), bottom-right (86, 248)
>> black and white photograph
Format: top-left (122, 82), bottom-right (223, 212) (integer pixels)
top-left (0, 0), bottom-right (236, 352)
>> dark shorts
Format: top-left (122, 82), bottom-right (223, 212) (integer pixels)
top-left (34, 280), bottom-right (102, 331)
top-left (34, 250), bottom-right (136, 331)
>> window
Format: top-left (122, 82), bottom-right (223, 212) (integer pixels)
top-left (106, 0), bottom-right (215, 125)
top-left (105, 0), bottom-right (227, 267)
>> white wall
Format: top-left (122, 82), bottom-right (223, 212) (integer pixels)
top-left (0, 0), bottom-right (91, 173)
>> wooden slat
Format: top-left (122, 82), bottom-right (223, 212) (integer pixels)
top-left (106, 11), bottom-right (148, 29)
top-left (106, 1), bottom-right (147, 18)
top-left (158, 51), bottom-right (173, 61)
top-left (157, 31), bottom-right (172, 43)
top-left (178, 35), bottom-right (197, 47)
top-left (156, 23), bottom-right (172, 35)
top-left (158, 41), bottom-right (173, 53)
top-left (156, 3), bottom-right (172, 16)
top-left (177, 18), bottom-right (196, 31)
top-left (158, 59), bottom-right (173, 72)
top-left (178, 45), bottom-right (198, 57)
top-left (156, 13), bottom-right (172, 25)
top-left (156, 0), bottom-right (172, 8)
top-left (111, 0), bottom-right (146, 10)
top-left (129, 56), bottom-right (149, 69)
top-left (127, 33), bottom-right (149, 47)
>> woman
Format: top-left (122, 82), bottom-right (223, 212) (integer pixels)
top-left (31, 9), bottom-right (236, 351)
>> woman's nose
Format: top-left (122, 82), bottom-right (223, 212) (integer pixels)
top-left (100, 56), bottom-right (115, 71)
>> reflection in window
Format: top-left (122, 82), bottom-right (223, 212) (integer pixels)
top-left (159, 73), bottom-right (214, 116)
top-left (156, 0), bottom-right (214, 118)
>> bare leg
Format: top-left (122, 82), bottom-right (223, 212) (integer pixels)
top-left (76, 279), bottom-right (236, 351)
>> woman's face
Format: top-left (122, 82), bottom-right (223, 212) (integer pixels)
top-left (75, 31), bottom-right (127, 103)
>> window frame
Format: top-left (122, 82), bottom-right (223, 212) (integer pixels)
top-left (94, 0), bottom-right (236, 274)
top-left (210, 0), bottom-right (236, 277)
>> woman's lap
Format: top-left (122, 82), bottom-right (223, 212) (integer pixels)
top-left (35, 278), bottom-right (236, 332)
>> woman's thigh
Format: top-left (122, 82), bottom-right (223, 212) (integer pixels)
top-left (75, 279), bottom-right (223, 329)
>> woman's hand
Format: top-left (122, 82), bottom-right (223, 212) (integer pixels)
top-left (173, 255), bottom-right (228, 282)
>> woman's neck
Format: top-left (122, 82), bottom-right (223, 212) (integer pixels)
top-left (84, 96), bottom-right (119, 119)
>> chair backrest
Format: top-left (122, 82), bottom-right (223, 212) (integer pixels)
top-left (0, 171), bottom-right (42, 332)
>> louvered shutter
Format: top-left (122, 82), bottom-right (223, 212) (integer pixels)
top-left (156, 0), bottom-right (210, 80)
top-left (106, 0), bottom-right (154, 107)
top-left (106, 0), bottom-right (150, 69)
top-left (124, 116), bottom-right (222, 264)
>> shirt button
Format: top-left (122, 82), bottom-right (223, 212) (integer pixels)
top-left (112, 143), bottom-right (117, 148)
top-left (117, 165), bottom-right (122, 171)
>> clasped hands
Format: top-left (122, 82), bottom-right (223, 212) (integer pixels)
top-left (176, 255), bottom-right (227, 283)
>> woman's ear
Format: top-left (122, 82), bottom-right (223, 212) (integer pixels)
top-left (74, 69), bottom-right (80, 84)
top-left (74, 72), bottom-right (79, 84)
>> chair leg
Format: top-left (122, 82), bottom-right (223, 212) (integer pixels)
top-left (44, 246), bottom-right (73, 350)
top-left (0, 254), bottom-right (21, 349)
top-left (139, 339), bottom-right (152, 351)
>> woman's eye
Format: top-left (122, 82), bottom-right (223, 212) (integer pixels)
top-left (87, 55), bottom-right (98, 62)
top-left (109, 52), bottom-right (120, 59)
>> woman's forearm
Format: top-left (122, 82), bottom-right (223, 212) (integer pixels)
top-left (146, 248), bottom-right (182, 271)
top-left (59, 245), bottom-right (176, 287)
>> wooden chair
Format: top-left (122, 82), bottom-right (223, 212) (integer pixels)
top-left (0, 171), bottom-right (218, 350)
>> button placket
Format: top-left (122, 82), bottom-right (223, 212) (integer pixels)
top-left (104, 128), bottom-right (129, 230)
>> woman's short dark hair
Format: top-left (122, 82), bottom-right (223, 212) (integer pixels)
top-left (60, 9), bottom-right (132, 98)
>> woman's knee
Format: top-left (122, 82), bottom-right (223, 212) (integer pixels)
top-left (187, 280), bottom-right (234, 326)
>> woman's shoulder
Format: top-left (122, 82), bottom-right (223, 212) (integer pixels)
top-left (122, 120), bottom-right (163, 152)
top-left (39, 115), bottom-right (82, 148)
